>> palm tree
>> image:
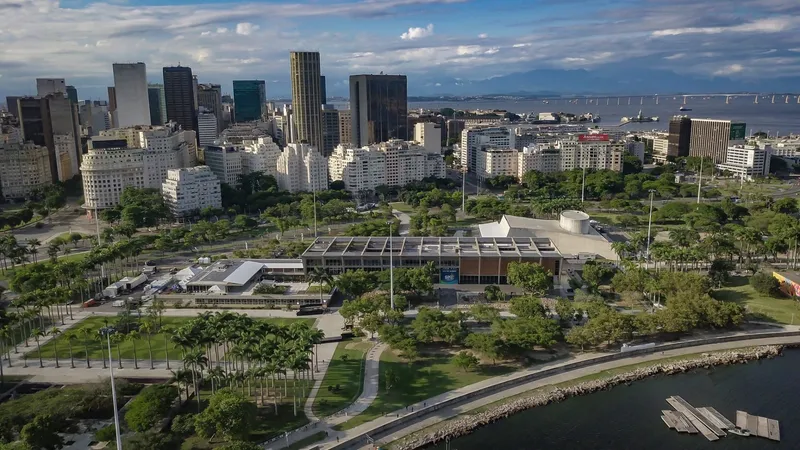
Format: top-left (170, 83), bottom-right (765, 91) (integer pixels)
top-left (32, 328), bottom-right (45, 368)
top-left (183, 349), bottom-right (208, 412)
top-left (79, 328), bottom-right (93, 368)
top-left (64, 331), bottom-right (77, 369)
top-left (306, 267), bottom-right (333, 307)
top-left (140, 320), bottom-right (155, 369)
top-left (49, 327), bottom-right (61, 368)
top-left (27, 238), bottom-right (41, 263)
top-left (161, 326), bottom-right (173, 370)
top-left (0, 326), bottom-right (12, 368)
top-left (95, 333), bottom-right (108, 369)
top-left (111, 333), bottom-right (123, 369)
top-left (170, 368), bottom-right (193, 401)
top-left (127, 331), bottom-right (140, 369)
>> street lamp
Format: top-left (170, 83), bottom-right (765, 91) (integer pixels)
top-left (99, 326), bottom-right (123, 450)
top-left (646, 189), bottom-right (656, 263)
top-left (696, 157), bottom-right (704, 204)
top-left (387, 221), bottom-right (395, 309)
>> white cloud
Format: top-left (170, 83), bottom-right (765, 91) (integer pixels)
top-left (713, 64), bottom-right (744, 75)
top-left (216, 27), bottom-right (228, 34)
top-left (400, 23), bottom-right (434, 40)
top-left (664, 53), bottom-right (685, 60)
top-left (652, 17), bottom-right (794, 37)
top-left (478, 33), bottom-right (488, 39)
top-left (236, 23), bottom-right (259, 36)
top-left (484, 47), bottom-right (499, 55)
top-left (192, 48), bottom-right (212, 62)
top-left (512, 43), bottom-right (531, 48)
top-left (456, 45), bottom-right (482, 56)
top-left (201, 31), bottom-right (212, 36)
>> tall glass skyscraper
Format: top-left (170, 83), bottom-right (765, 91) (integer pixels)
top-left (147, 84), bottom-right (167, 125)
top-left (232, 80), bottom-right (266, 123)
top-left (349, 74), bottom-right (408, 147)
top-left (163, 66), bottom-right (196, 132)
top-left (289, 52), bottom-right (323, 150)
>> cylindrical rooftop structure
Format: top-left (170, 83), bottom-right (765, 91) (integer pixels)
top-left (560, 210), bottom-right (590, 234)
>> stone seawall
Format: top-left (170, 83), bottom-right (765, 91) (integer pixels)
top-left (395, 345), bottom-right (791, 450)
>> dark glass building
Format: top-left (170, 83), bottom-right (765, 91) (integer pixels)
top-left (668, 116), bottom-right (692, 159)
top-left (148, 86), bottom-right (165, 125)
top-left (320, 75), bottom-right (327, 105)
top-left (349, 74), bottom-right (408, 147)
top-left (233, 80), bottom-right (266, 123)
top-left (163, 66), bottom-right (196, 132)
top-left (66, 86), bottom-right (78, 104)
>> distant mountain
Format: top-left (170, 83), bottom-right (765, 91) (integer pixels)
top-left (408, 68), bottom-right (800, 96)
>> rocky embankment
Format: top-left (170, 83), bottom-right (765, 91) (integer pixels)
top-left (395, 345), bottom-right (787, 450)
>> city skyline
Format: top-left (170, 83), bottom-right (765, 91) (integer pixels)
top-left (2, 0), bottom-right (799, 100)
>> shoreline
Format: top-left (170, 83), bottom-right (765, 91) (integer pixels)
top-left (392, 344), bottom-right (794, 450)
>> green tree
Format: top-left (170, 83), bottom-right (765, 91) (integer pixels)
top-left (217, 443), bottom-right (263, 450)
top-left (194, 388), bottom-right (258, 443)
top-left (750, 272), bottom-right (780, 296)
top-left (120, 430), bottom-right (179, 450)
top-left (334, 270), bottom-right (379, 298)
top-left (507, 262), bottom-right (553, 294)
top-left (465, 332), bottom-right (504, 364)
top-left (555, 299), bottom-right (576, 324)
top-left (483, 285), bottom-right (505, 302)
top-left (451, 351), bottom-right (479, 372)
top-left (20, 414), bottom-right (64, 450)
top-left (124, 384), bottom-right (180, 432)
top-left (509, 295), bottom-right (546, 318)
top-left (469, 304), bottom-right (501, 324)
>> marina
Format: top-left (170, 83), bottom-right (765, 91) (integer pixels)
top-left (662, 396), bottom-right (780, 442)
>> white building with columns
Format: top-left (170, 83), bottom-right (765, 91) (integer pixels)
top-left (161, 166), bottom-right (222, 217)
top-left (277, 143), bottom-right (328, 193)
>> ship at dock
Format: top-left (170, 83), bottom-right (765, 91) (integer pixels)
top-left (621, 110), bottom-right (659, 124)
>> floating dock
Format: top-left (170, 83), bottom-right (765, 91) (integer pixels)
top-left (696, 407), bottom-right (736, 430)
top-left (736, 411), bottom-right (780, 442)
top-left (662, 410), bottom-right (697, 434)
top-left (666, 396), bottom-right (724, 441)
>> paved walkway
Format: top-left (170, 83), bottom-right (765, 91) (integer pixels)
top-left (308, 333), bottom-right (800, 450)
top-left (264, 342), bottom-right (387, 450)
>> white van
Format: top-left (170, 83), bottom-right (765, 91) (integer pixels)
top-left (112, 300), bottom-right (126, 307)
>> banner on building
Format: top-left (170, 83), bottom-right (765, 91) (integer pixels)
top-left (578, 134), bottom-right (609, 142)
top-left (730, 123), bottom-right (746, 140)
top-left (440, 268), bottom-right (459, 285)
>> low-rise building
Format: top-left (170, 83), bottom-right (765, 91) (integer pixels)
top-left (0, 142), bottom-right (53, 199)
top-left (161, 166), bottom-right (222, 217)
top-left (716, 144), bottom-right (772, 180)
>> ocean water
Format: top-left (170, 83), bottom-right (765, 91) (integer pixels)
top-left (430, 349), bottom-right (800, 450)
top-left (407, 96), bottom-right (800, 135)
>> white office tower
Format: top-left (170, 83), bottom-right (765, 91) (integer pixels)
top-left (0, 142), bottom-right (53, 200)
top-left (277, 143), bottom-right (328, 193)
top-left (716, 145), bottom-right (772, 181)
top-left (651, 138), bottom-right (670, 163)
top-left (517, 145), bottom-right (560, 177)
top-left (204, 145), bottom-right (242, 185)
top-left (113, 63), bottom-right (151, 127)
top-left (242, 137), bottom-right (281, 178)
top-left (557, 135), bottom-right (624, 172)
top-left (161, 166), bottom-right (222, 217)
top-left (84, 123), bottom-right (195, 210)
top-left (198, 108), bottom-right (219, 147)
top-left (414, 122), bottom-right (442, 154)
top-left (36, 78), bottom-right (66, 97)
top-left (328, 140), bottom-right (446, 194)
top-left (460, 127), bottom-right (515, 172)
top-left (476, 148), bottom-right (518, 181)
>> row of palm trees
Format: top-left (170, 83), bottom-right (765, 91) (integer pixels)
top-left (167, 312), bottom-right (325, 416)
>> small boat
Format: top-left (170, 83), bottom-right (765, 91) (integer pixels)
top-left (679, 106), bottom-right (692, 111)
top-left (728, 427), bottom-right (751, 437)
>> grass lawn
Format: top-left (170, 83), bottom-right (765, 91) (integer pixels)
top-left (713, 276), bottom-right (800, 324)
top-left (389, 202), bottom-right (416, 213)
top-left (180, 382), bottom-right (311, 449)
top-left (335, 349), bottom-right (516, 430)
top-left (312, 340), bottom-right (371, 417)
top-left (27, 316), bottom-right (314, 361)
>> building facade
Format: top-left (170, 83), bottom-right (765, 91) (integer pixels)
top-left (277, 143), bottom-right (328, 193)
top-left (204, 145), bottom-right (243, 185)
top-left (716, 145), bottom-right (772, 180)
top-left (557, 135), bottom-right (624, 172)
top-left (66, 86), bottom-right (78, 104)
top-left (147, 84), bottom-right (167, 125)
top-left (338, 110), bottom-right (352, 147)
top-left (198, 84), bottom-right (223, 132)
top-left (321, 105), bottom-right (340, 157)
top-left (14, 95), bottom-right (81, 182)
top-left (161, 166), bottom-right (222, 217)
top-left (289, 52), bottom-right (323, 150)
top-left (0, 142), bottom-right (53, 199)
top-left (349, 74), bottom-right (408, 147)
top-left (242, 137), bottom-right (281, 178)
top-left (476, 148), bottom-right (518, 181)
top-left (163, 66), bottom-right (196, 134)
top-left (460, 127), bottom-right (515, 172)
top-left (112, 63), bottom-right (151, 127)
top-left (233, 80), bottom-right (266, 123)
top-left (652, 138), bottom-right (670, 163)
top-left (667, 116), bottom-right (692, 160)
top-left (198, 109), bottom-right (219, 147)
top-left (518, 145), bottom-right (561, 176)
top-left (36, 78), bottom-right (66, 97)
top-left (689, 119), bottom-right (746, 163)
top-left (414, 122), bottom-right (442, 154)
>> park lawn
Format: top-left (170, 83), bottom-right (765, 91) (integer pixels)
top-left (312, 340), bottom-right (371, 417)
top-left (713, 276), bottom-right (800, 324)
top-left (335, 349), bottom-right (516, 430)
top-left (389, 202), bottom-right (416, 213)
top-left (27, 316), bottom-right (314, 361)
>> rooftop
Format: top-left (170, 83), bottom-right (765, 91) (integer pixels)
top-left (187, 259), bottom-right (304, 287)
top-left (301, 236), bottom-right (561, 258)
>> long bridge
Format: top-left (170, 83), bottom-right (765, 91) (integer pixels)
top-left (534, 93), bottom-right (800, 106)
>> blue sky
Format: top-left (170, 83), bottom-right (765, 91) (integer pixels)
top-left (1, 0), bottom-right (799, 100)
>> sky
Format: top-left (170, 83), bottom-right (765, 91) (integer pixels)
top-left (1, 0), bottom-right (800, 100)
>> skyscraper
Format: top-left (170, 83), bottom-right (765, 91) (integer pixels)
top-left (66, 86), bottom-right (78, 104)
top-left (349, 74), bottom-right (408, 147)
top-left (148, 84), bottom-right (167, 125)
top-left (289, 51), bottom-right (323, 149)
top-left (198, 84), bottom-right (223, 132)
top-left (113, 63), bottom-right (151, 127)
top-left (667, 116), bottom-right (692, 160)
top-left (14, 94), bottom-right (81, 182)
top-left (689, 119), bottom-right (746, 163)
top-left (232, 80), bottom-right (266, 123)
top-left (107, 87), bottom-right (117, 111)
top-left (320, 75), bottom-right (327, 105)
top-left (321, 105), bottom-right (340, 157)
top-left (163, 66), bottom-right (196, 133)
top-left (36, 78), bottom-right (66, 97)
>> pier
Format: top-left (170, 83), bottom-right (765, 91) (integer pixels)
top-left (736, 411), bottom-right (780, 441)
top-left (666, 396), bottom-right (724, 441)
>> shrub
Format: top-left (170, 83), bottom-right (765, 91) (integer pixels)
top-left (750, 272), bottom-right (781, 296)
top-left (95, 424), bottom-right (116, 442)
top-left (124, 384), bottom-right (179, 432)
top-left (171, 413), bottom-right (196, 436)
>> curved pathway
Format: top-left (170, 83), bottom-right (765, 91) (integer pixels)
top-left (266, 341), bottom-right (387, 449)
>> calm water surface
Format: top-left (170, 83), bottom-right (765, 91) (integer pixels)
top-left (431, 350), bottom-right (800, 450)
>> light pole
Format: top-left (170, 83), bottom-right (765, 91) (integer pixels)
top-left (581, 166), bottom-right (586, 202)
top-left (696, 157), bottom-right (704, 204)
top-left (312, 187), bottom-right (318, 238)
top-left (91, 197), bottom-right (106, 280)
top-left (646, 189), bottom-right (655, 263)
top-left (99, 326), bottom-right (123, 450)
top-left (461, 165), bottom-right (466, 212)
top-left (387, 221), bottom-right (394, 310)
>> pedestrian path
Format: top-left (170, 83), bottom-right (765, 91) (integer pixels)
top-left (264, 341), bottom-right (387, 449)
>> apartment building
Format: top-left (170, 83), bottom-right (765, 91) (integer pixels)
top-left (414, 122), bottom-right (442, 154)
top-left (517, 145), bottom-right (561, 177)
top-left (242, 137), bottom-right (281, 178)
top-left (277, 143), bottom-right (328, 193)
top-left (204, 145), bottom-right (243, 185)
top-left (161, 166), bottom-right (222, 217)
top-left (460, 127), bottom-right (515, 172)
top-left (557, 135), bottom-right (624, 172)
top-left (476, 148), bottom-right (518, 181)
top-left (0, 142), bottom-right (53, 199)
